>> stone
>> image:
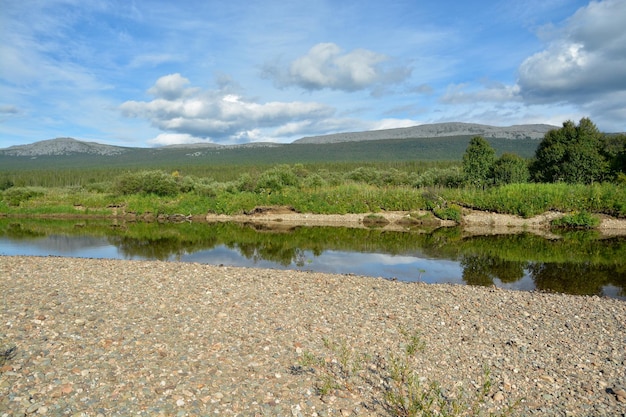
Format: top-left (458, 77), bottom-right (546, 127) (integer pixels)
top-left (539, 375), bottom-right (555, 384)
top-left (492, 392), bottom-right (504, 402)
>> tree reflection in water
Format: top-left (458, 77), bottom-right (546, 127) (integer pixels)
top-left (1, 218), bottom-right (625, 299)
top-left (461, 255), bottom-right (526, 287)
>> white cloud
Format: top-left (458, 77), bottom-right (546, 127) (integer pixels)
top-left (148, 133), bottom-right (205, 146)
top-left (264, 42), bottom-right (411, 92)
top-left (518, 0), bottom-right (626, 101)
top-left (147, 73), bottom-right (195, 100)
top-left (435, 0), bottom-right (626, 132)
top-left (121, 74), bottom-right (336, 143)
top-left (369, 119), bottom-right (420, 130)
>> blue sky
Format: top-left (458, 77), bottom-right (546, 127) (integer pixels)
top-left (1, 0), bottom-right (624, 147)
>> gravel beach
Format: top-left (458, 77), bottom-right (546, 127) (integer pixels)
top-left (1, 256), bottom-right (625, 416)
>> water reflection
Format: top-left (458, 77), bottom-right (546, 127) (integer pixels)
top-left (1, 218), bottom-right (624, 300)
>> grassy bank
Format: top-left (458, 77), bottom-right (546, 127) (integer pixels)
top-left (1, 164), bottom-right (625, 224)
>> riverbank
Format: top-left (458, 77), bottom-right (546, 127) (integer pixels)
top-left (210, 207), bottom-right (626, 236)
top-left (1, 256), bottom-right (625, 416)
top-left (4, 207), bottom-right (626, 236)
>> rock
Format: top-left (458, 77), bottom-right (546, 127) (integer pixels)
top-left (492, 392), bottom-right (504, 402)
top-left (539, 375), bottom-right (555, 384)
top-left (26, 402), bottom-right (42, 414)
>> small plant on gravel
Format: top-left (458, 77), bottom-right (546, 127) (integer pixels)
top-left (0, 344), bottom-right (17, 370)
top-left (363, 213), bottom-right (390, 227)
top-left (299, 330), bottom-right (518, 417)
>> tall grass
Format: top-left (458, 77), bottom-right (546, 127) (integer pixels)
top-left (2, 165), bottom-right (625, 218)
top-left (442, 183), bottom-right (626, 218)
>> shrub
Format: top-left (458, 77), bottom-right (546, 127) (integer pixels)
top-left (346, 166), bottom-right (381, 184)
top-left (363, 213), bottom-right (390, 227)
top-left (433, 204), bottom-right (462, 223)
top-left (551, 212), bottom-right (600, 229)
top-left (492, 153), bottom-right (530, 185)
top-left (114, 170), bottom-right (180, 196)
top-left (302, 173), bottom-right (326, 189)
top-left (0, 177), bottom-right (14, 191)
top-left (2, 187), bottom-right (44, 206)
top-left (255, 165), bottom-right (300, 193)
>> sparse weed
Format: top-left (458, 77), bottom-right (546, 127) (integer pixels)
top-left (297, 330), bottom-right (519, 417)
top-left (0, 344), bottom-right (17, 370)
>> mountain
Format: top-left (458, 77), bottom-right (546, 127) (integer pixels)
top-left (0, 122), bottom-right (555, 159)
top-left (0, 137), bottom-right (132, 156)
top-left (294, 122), bottom-right (557, 144)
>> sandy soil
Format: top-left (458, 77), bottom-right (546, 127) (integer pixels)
top-left (203, 207), bottom-right (626, 236)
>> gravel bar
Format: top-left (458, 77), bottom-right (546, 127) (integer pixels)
top-left (1, 256), bottom-right (625, 416)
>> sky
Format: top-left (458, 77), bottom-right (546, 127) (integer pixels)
top-left (1, 0), bottom-right (625, 148)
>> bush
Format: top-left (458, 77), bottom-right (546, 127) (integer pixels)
top-left (113, 170), bottom-right (180, 196)
top-left (2, 187), bottom-right (45, 206)
top-left (433, 204), bottom-right (462, 223)
top-left (551, 212), bottom-right (600, 229)
top-left (237, 173), bottom-right (257, 192)
top-left (255, 165), bottom-right (300, 193)
top-left (492, 153), bottom-right (530, 185)
top-left (0, 177), bottom-right (14, 191)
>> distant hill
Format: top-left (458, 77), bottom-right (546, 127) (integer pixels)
top-left (0, 138), bottom-right (288, 157)
top-left (0, 122), bottom-right (554, 169)
top-left (0, 137), bottom-right (132, 156)
top-left (295, 122), bottom-right (557, 144)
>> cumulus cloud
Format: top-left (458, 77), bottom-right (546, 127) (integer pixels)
top-left (120, 74), bottom-right (335, 143)
top-left (440, 0), bottom-right (626, 131)
top-left (518, 0), bottom-right (626, 102)
top-left (146, 73), bottom-right (196, 100)
top-left (263, 42), bottom-right (411, 92)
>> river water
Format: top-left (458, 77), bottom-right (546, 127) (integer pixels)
top-left (1, 218), bottom-right (624, 300)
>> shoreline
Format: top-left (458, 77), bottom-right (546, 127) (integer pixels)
top-left (1, 256), bottom-right (625, 416)
top-left (3, 208), bottom-right (626, 237)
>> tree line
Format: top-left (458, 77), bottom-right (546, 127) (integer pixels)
top-left (462, 118), bottom-right (626, 188)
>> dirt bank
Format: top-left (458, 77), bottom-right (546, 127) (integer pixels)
top-left (204, 207), bottom-right (626, 236)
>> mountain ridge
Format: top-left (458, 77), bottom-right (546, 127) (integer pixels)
top-left (0, 122), bottom-right (558, 157)
top-left (295, 122), bottom-right (557, 144)
top-left (0, 137), bottom-right (132, 157)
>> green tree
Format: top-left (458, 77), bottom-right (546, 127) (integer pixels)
top-left (601, 133), bottom-right (626, 179)
top-left (492, 153), bottom-right (529, 185)
top-left (462, 136), bottom-right (496, 188)
top-left (531, 118), bottom-right (608, 184)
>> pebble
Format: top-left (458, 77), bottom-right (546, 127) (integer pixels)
top-left (1, 256), bottom-right (625, 416)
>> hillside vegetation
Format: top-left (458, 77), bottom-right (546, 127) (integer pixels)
top-left (1, 119), bottom-right (625, 225)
